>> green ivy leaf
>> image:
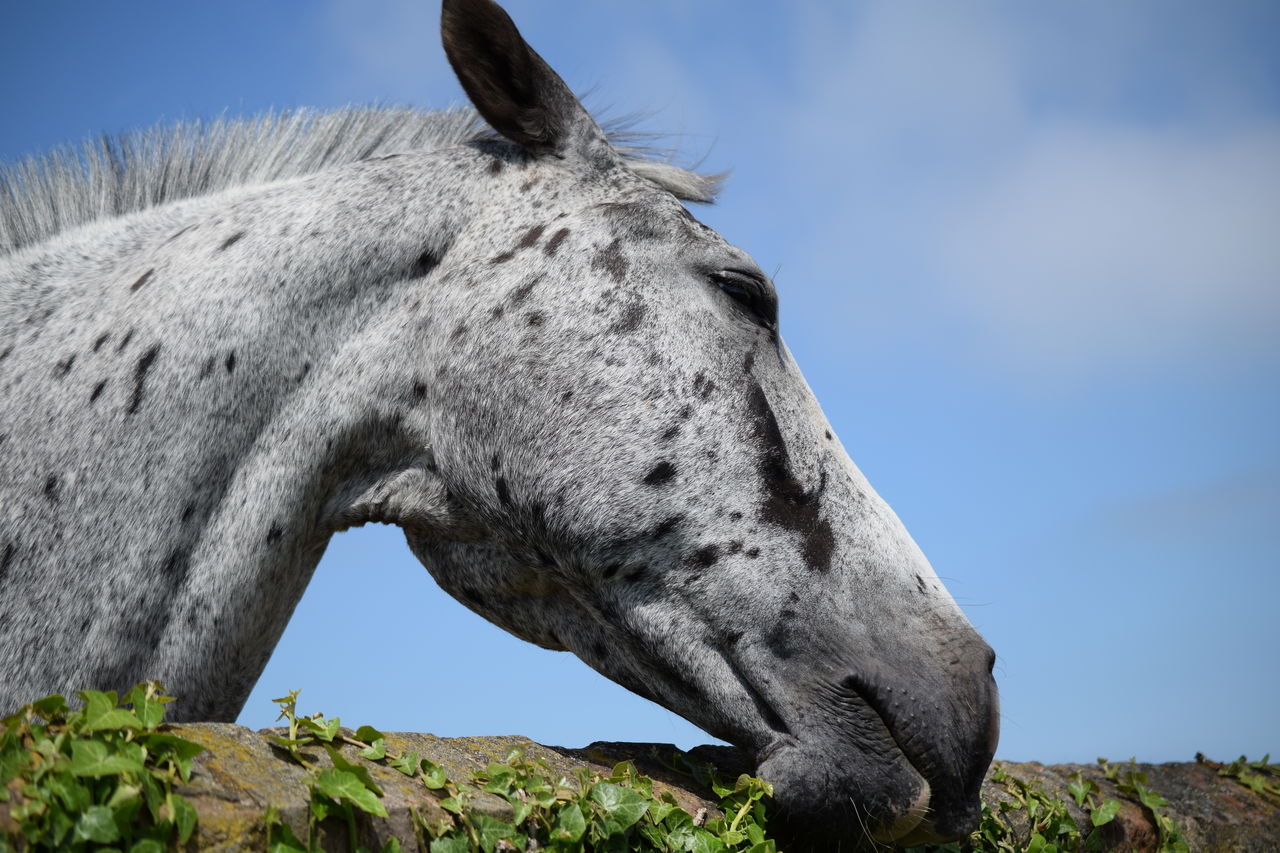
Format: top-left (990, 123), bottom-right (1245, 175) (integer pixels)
top-left (429, 835), bottom-right (472, 853)
top-left (1091, 798), bottom-right (1121, 826)
top-left (691, 831), bottom-right (727, 853)
top-left (470, 811), bottom-right (516, 853)
top-left (122, 684), bottom-right (174, 730)
top-left (553, 801), bottom-right (587, 842)
top-left (78, 690), bottom-right (142, 733)
top-left (313, 768), bottom-right (388, 817)
top-left (172, 793), bottom-right (198, 843)
top-left (590, 781), bottom-right (649, 835)
top-left (74, 804), bottom-right (120, 843)
top-left (391, 750), bottom-right (422, 776)
top-left (360, 738), bottom-right (386, 761)
top-left (323, 743), bottom-right (384, 796)
top-left (130, 840), bottom-right (167, 853)
top-left (420, 758), bottom-right (449, 789)
top-left (69, 740), bottom-right (146, 777)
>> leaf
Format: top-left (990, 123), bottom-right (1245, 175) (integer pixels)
top-left (31, 693), bottom-right (70, 720)
top-left (439, 795), bottom-right (463, 815)
top-left (590, 781), bottom-right (649, 835)
top-left (553, 801), bottom-right (587, 842)
top-left (691, 831), bottom-right (727, 853)
top-left (356, 724), bottom-right (385, 743)
top-left (381, 838), bottom-right (403, 853)
top-left (172, 793), bottom-right (198, 843)
top-left (122, 683), bottom-right (174, 730)
top-left (391, 750), bottom-right (422, 776)
top-left (470, 811), bottom-right (516, 853)
top-left (1091, 798), bottom-right (1121, 827)
top-left (74, 804), bottom-right (120, 842)
top-left (420, 758), bottom-right (449, 789)
top-left (360, 738), bottom-right (386, 761)
top-left (128, 840), bottom-right (166, 853)
top-left (313, 768), bottom-right (388, 817)
top-left (78, 690), bottom-right (142, 733)
top-left (429, 835), bottom-right (472, 853)
top-left (69, 740), bottom-right (146, 777)
top-left (323, 743), bottom-right (384, 796)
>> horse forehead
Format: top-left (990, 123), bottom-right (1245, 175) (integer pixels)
top-left (584, 196), bottom-right (719, 249)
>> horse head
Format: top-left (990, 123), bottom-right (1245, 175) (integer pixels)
top-left (373, 0), bottom-right (1000, 845)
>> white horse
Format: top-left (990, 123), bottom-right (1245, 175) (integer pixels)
top-left (0, 0), bottom-right (997, 846)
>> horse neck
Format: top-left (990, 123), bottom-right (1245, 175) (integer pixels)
top-left (0, 146), bottom-right (494, 718)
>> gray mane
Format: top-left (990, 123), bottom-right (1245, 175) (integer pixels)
top-left (0, 105), bottom-right (721, 255)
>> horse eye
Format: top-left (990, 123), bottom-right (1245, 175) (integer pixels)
top-left (710, 269), bottom-right (778, 331)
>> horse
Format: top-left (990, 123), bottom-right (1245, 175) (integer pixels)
top-left (0, 0), bottom-right (998, 846)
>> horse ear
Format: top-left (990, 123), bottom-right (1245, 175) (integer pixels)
top-left (441, 0), bottom-right (600, 158)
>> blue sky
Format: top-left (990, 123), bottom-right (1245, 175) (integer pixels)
top-left (4, 1), bottom-right (1277, 764)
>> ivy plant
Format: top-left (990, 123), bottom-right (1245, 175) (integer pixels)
top-left (0, 682), bottom-right (203, 852)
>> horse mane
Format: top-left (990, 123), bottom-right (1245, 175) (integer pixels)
top-left (0, 105), bottom-right (723, 255)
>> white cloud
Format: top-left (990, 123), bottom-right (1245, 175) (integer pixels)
top-left (936, 122), bottom-right (1280, 373)
top-left (770, 2), bottom-right (1280, 378)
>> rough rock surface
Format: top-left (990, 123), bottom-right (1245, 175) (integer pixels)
top-left (152, 725), bottom-right (1276, 851)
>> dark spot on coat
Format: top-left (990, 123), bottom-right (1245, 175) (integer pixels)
top-left (200, 356), bottom-right (216, 379)
top-left (508, 278), bottom-right (539, 305)
top-left (218, 232), bottom-right (244, 251)
top-left (743, 352), bottom-right (756, 373)
top-left (54, 354), bottom-right (75, 378)
top-left (488, 158), bottom-right (504, 175)
top-left (266, 525), bottom-right (283, 543)
top-left (591, 239), bottom-right (627, 283)
top-left (128, 344), bottom-right (161, 415)
top-left (643, 461), bottom-right (677, 486)
top-left (491, 250), bottom-right (515, 265)
top-left (602, 563), bottom-right (621, 580)
top-left (224, 351), bottom-right (236, 373)
top-left (130, 269), bottom-right (155, 292)
top-left (660, 424), bottom-right (680, 441)
top-left (44, 474), bottom-right (59, 503)
top-left (495, 477), bottom-right (512, 507)
top-left (764, 620), bottom-right (796, 660)
top-left (693, 373), bottom-right (715, 398)
top-left (92, 332), bottom-right (110, 352)
top-left (116, 329), bottom-right (134, 353)
top-left (520, 177), bottom-right (540, 192)
top-left (0, 541), bottom-right (12, 581)
top-left (544, 227), bottom-right (570, 256)
top-left (623, 566), bottom-right (647, 582)
top-left (729, 511), bottom-right (743, 521)
top-left (745, 547), bottom-right (760, 559)
top-left (0, 346), bottom-right (11, 363)
top-left (181, 503), bottom-right (196, 523)
top-left (688, 544), bottom-right (720, 568)
top-left (747, 382), bottom-right (834, 571)
top-left (825, 430), bottom-right (833, 440)
top-left (726, 541), bottom-right (744, 555)
top-left (653, 516), bottom-right (684, 538)
top-left (410, 250), bottom-right (439, 278)
top-left (526, 312), bottom-right (545, 326)
top-left (412, 381), bottom-right (427, 399)
top-left (163, 224), bottom-right (197, 244)
top-left (915, 574), bottom-right (927, 594)
top-left (678, 404), bottom-right (693, 420)
top-left (489, 304), bottom-right (505, 320)
top-left (451, 322), bottom-right (468, 341)
top-left (560, 390), bottom-right (573, 403)
top-left (725, 630), bottom-right (743, 647)
top-left (610, 298), bottom-right (645, 334)
top-left (89, 380), bottom-right (107, 403)
top-left (517, 224), bottom-right (545, 249)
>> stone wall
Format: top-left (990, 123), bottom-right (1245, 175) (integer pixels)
top-left (113, 725), bottom-right (1280, 851)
